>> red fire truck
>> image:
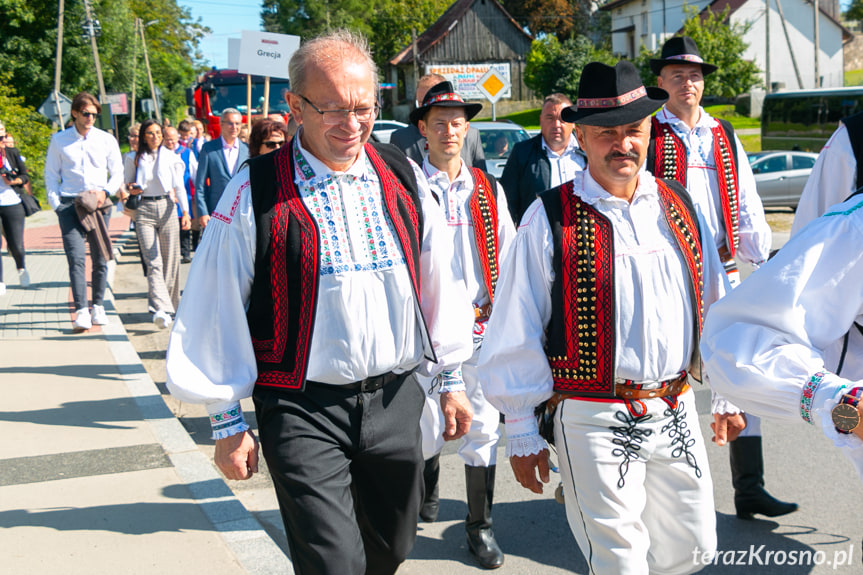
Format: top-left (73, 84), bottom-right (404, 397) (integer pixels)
top-left (186, 68), bottom-right (291, 139)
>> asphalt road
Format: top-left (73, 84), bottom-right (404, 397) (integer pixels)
top-left (111, 208), bottom-right (863, 574)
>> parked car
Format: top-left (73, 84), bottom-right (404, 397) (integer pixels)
top-left (472, 121), bottom-right (531, 178)
top-left (372, 120), bottom-right (408, 144)
top-left (748, 150), bottom-right (819, 209)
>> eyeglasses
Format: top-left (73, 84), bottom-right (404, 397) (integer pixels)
top-left (262, 140), bottom-right (284, 149)
top-left (128, 134), bottom-right (139, 140)
top-left (299, 94), bottom-right (378, 125)
top-left (79, 111), bottom-right (99, 118)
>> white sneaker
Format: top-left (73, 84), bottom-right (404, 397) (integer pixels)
top-left (92, 304), bottom-right (109, 325)
top-left (73, 308), bottom-right (92, 332)
top-left (18, 269), bottom-right (30, 288)
top-left (153, 310), bottom-right (173, 329)
top-left (0, 283), bottom-right (5, 296)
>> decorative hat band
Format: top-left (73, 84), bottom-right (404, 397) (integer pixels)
top-left (425, 93), bottom-right (466, 106)
top-left (577, 86), bottom-right (647, 109)
top-left (667, 54), bottom-right (705, 64)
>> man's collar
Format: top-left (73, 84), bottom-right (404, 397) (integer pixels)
top-left (578, 167), bottom-right (658, 205)
top-left (221, 136), bottom-right (238, 149)
top-left (542, 133), bottom-right (579, 156)
top-left (658, 105), bottom-right (716, 129)
top-left (422, 156), bottom-right (469, 185)
top-left (294, 133), bottom-right (368, 181)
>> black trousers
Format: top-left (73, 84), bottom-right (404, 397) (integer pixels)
top-left (0, 202), bottom-right (26, 281)
top-left (254, 372), bottom-right (425, 575)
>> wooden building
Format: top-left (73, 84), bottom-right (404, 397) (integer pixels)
top-left (388, 0), bottom-right (534, 118)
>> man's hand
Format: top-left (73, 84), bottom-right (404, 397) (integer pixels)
top-left (711, 412), bottom-right (747, 446)
top-left (214, 430), bottom-right (259, 480)
top-left (90, 189), bottom-right (107, 208)
top-left (180, 214), bottom-right (192, 231)
top-left (198, 214), bottom-right (211, 229)
top-left (440, 390), bottom-right (473, 441)
top-left (510, 449), bottom-right (551, 494)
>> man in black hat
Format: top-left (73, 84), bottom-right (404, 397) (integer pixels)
top-left (478, 60), bottom-right (744, 573)
top-left (412, 80), bottom-right (516, 569)
top-left (649, 35), bottom-right (797, 521)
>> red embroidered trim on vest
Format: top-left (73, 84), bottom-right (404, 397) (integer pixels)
top-left (548, 182), bottom-right (617, 396)
top-left (652, 117), bottom-right (741, 258)
top-left (710, 125), bottom-right (740, 258)
top-left (253, 144), bottom-right (420, 390)
top-left (468, 168), bottom-right (500, 301)
top-left (547, 180), bottom-right (704, 396)
top-left (366, 143), bottom-right (422, 301)
top-left (655, 179), bottom-right (705, 333)
top-left (652, 118), bottom-right (688, 187)
top-left (253, 145), bottom-right (319, 389)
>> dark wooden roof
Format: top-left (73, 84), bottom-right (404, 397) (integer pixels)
top-left (389, 0), bottom-right (533, 65)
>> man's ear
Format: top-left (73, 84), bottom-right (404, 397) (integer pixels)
top-left (286, 92), bottom-right (303, 125)
top-left (418, 120), bottom-right (428, 138)
top-left (574, 125), bottom-right (587, 151)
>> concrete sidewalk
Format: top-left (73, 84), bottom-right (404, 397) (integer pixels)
top-left (0, 209), bottom-right (291, 575)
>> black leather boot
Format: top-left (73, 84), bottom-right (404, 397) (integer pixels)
top-left (730, 436), bottom-right (798, 520)
top-left (419, 455), bottom-right (440, 522)
top-left (465, 465), bottom-right (504, 569)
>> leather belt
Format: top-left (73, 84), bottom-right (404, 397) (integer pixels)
top-left (547, 372), bottom-right (689, 411)
top-left (141, 195), bottom-right (169, 201)
top-left (474, 303), bottom-right (492, 322)
top-left (338, 371), bottom-right (400, 392)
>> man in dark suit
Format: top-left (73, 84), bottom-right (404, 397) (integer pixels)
top-left (499, 93), bottom-right (585, 224)
top-left (390, 73), bottom-right (486, 171)
top-left (194, 108), bottom-right (248, 228)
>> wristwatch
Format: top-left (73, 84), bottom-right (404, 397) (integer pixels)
top-left (831, 387), bottom-right (863, 434)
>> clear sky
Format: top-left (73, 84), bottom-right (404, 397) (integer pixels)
top-left (179, 0), bottom-right (264, 70)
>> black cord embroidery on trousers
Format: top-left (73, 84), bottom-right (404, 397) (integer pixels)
top-left (609, 409), bottom-right (653, 488)
top-left (661, 398), bottom-right (702, 478)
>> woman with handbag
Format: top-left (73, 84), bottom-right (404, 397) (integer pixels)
top-left (120, 119), bottom-right (191, 328)
top-left (0, 120), bottom-right (32, 295)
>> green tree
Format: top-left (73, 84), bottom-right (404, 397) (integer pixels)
top-left (846, 0), bottom-right (863, 27)
top-left (634, 6), bottom-right (762, 99)
top-left (0, 73), bottom-right (56, 201)
top-left (524, 34), bottom-right (616, 98)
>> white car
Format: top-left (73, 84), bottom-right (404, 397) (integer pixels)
top-left (372, 120), bottom-right (408, 144)
top-left (472, 121), bottom-right (531, 178)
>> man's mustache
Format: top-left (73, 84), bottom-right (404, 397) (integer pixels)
top-left (605, 150), bottom-right (640, 162)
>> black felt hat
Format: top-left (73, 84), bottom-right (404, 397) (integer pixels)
top-left (649, 36), bottom-right (718, 76)
top-left (409, 81), bottom-right (483, 126)
top-left (561, 61), bottom-right (668, 127)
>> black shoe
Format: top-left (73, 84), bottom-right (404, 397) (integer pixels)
top-left (730, 436), bottom-right (798, 520)
top-left (181, 255), bottom-right (192, 264)
top-left (419, 455), bottom-right (440, 522)
top-left (465, 465), bottom-right (504, 569)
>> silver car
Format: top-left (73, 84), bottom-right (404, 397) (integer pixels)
top-left (372, 120), bottom-right (408, 144)
top-left (472, 121), bottom-right (531, 178)
top-left (748, 151), bottom-right (819, 209)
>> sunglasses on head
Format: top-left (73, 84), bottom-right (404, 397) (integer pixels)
top-left (263, 140), bottom-right (284, 149)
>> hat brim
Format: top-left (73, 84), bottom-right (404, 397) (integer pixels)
top-left (561, 87), bottom-right (668, 127)
top-left (650, 58), bottom-right (717, 76)
top-left (410, 101), bottom-right (483, 126)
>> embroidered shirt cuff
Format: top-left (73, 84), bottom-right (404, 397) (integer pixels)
top-left (437, 368), bottom-right (466, 393)
top-left (506, 433), bottom-right (548, 458)
top-left (207, 402), bottom-right (249, 440)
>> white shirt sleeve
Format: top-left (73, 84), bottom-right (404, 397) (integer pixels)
top-left (44, 134), bottom-right (62, 210)
top-left (478, 199), bottom-right (555, 457)
top-left (165, 173), bottom-right (258, 430)
top-left (104, 133), bottom-right (124, 195)
top-left (702, 197), bottom-right (863, 476)
top-left (733, 135), bottom-right (772, 264)
top-left (791, 125), bottom-right (856, 236)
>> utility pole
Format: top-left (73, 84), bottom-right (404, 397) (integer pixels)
top-left (131, 19), bottom-right (138, 125)
top-left (765, 0), bottom-right (770, 90)
top-left (53, 0), bottom-right (66, 127)
top-left (139, 19), bottom-right (162, 123)
top-left (81, 0), bottom-right (107, 104)
top-left (814, 0), bottom-right (821, 88)
top-left (775, 0), bottom-right (804, 89)
top-left (411, 27), bottom-right (419, 104)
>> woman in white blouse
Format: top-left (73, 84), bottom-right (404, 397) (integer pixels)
top-left (121, 119), bottom-right (191, 328)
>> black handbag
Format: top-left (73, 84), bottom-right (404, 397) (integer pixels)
top-left (125, 193), bottom-right (142, 210)
top-left (18, 191), bottom-right (41, 217)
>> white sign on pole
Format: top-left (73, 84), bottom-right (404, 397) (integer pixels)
top-left (238, 30), bottom-right (300, 80)
top-left (228, 38), bottom-right (241, 70)
top-left (106, 93), bottom-right (128, 115)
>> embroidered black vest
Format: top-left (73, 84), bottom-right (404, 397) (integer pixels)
top-left (540, 178), bottom-right (704, 397)
top-left (649, 116), bottom-right (741, 258)
top-left (245, 141), bottom-right (427, 391)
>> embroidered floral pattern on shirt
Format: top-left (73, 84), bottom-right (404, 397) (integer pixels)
top-left (800, 371), bottom-right (826, 424)
top-left (294, 147), bottom-right (405, 276)
top-left (209, 406), bottom-right (249, 439)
